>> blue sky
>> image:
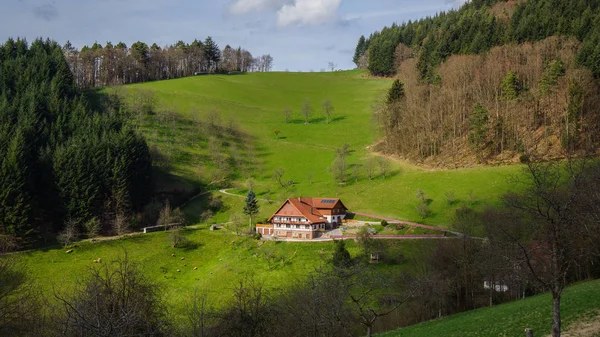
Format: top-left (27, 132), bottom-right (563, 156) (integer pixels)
top-left (0, 0), bottom-right (467, 71)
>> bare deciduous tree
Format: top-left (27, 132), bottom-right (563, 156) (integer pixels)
top-left (378, 157), bottom-right (390, 179)
top-left (229, 213), bottom-right (244, 236)
top-left (169, 225), bottom-right (187, 248)
top-left (366, 158), bottom-right (376, 180)
top-left (185, 289), bottom-right (217, 337)
top-left (484, 159), bottom-right (600, 337)
top-left (330, 143), bottom-right (351, 184)
top-left (54, 253), bottom-right (168, 336)
top-left (321, 99), bottom-right (335, 124)
top-left (158, 200), bottom-right (185, 228)
top-left (217, 276), bottom-right (275, 337)
top-left (58, 219), bottom-right (79, 247)
top-left (113, 211), bottom-right (130, 235)
top-left (302, 99), bottom-right (312, 124)
top-left (272, 167), bottom-right (285, 187)
top-left (283, 107), bottom-right (293, 123)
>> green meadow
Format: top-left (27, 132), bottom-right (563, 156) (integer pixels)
top-left (123, 70), bottom-right (521, 227)
top-left (15, 227), bottom-right (424, 313)
top-left (379, 279), bottom-right (600, 337)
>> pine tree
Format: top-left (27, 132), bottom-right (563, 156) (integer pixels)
top-left (204, 37), bottom-right (221, 72)
top-left (243, 189), bottom-right (259, 232)
top-left (387, 80), bottom-right (405, 104)
top-left (0, 129), bottom-right (32, 237)
top-left (501, 71), bottom-right (522, 101)
top-left (469, 103), bottom-right (489, 155)
top-left (540, 59), bottom-right (565, 94)
top-left (353, 35), bottom-right (366, 67)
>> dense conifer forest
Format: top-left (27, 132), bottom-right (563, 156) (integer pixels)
top-left (356, 0), bottom-right (600, 79)
top-left (356, 0), bottom-right (600, 166)
top-left (0, 38), bottom-right (153, 248)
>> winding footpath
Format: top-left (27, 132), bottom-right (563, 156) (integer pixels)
top-left (349, 211), bottom-right (466, 237)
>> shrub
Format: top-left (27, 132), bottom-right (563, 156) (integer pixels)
top-left (381, 220), bottom-right (389, 227)
top-left (83, 218), bottom-right (101, 238)
top-left (332, 240), bottom-right (352, 268)
top-left (54, 254), bottom-right (168, 335)
top-left (169, 226), bottom-right (187, 248)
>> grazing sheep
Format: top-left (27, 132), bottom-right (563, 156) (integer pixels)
top-left (193, 267), bottom-right (198, 270)
top-left (171, 253), bottom-right (175, 257)
top-left (180, 257), bottom-right (184, 260)
top-left (177, 269), bottom-right (181, 272)
top-left (66, 249), bottom-right (73, 254)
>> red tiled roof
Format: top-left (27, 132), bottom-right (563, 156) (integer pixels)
top-left (270, 198), bottom-right (347, 224)
top-left (299, 198), bottom-right (348, 210)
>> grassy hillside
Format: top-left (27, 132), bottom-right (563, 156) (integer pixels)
top-left (379, 279), bottom-right (600, 337)
top-left (14, 226), bottom-right (424, 314)
top-left (120, 71), bottom-right (521, 226)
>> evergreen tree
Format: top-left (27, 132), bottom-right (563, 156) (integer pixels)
top-left (468, 104), bottom-right (489, 155)
top-left (0, 129), bottom-right (32, 237)
top-left (243, 189), bottom-right (259, 232)
top-left (540, 59), bottom-right (565, 94)
top-left (332, 239), bottom-right (352, 268)
top-left (562, 79), bottom-right (584, 152)
top-left (353, 35), bottom-right (366, 67)
top-left (387, 80), bottom-right (405, 104)
top-left (501, 71), bottom-right (522, 101)
top-left (204, 36), bottom-right (221, 72)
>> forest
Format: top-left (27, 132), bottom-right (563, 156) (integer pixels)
top-left (0, 38), bottom-right (153, 249)
top-left (356, 0), bottom-right (600, 166)
top-left (356, 0), bottom-right (600, 79)
top-left (63, 37), bottom-right (273, 89)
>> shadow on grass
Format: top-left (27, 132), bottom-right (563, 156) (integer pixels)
top-left (177, 240), bottom-right (202, 252)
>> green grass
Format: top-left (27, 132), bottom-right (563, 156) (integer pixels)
top-left (14, 226), bottom-right (425, 315)
top-left (116, 70), bottom-right (521, 227)
top-left (379, 279), bottom-right (600, 337)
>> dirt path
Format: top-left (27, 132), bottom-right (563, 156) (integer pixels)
top-left (350, 211), bottom-right (472, 238)
top-left (219, 188), bottom-right (272, 202)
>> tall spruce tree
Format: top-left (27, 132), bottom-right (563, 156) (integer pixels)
top-left (243, 189), bottom-right (259, 232)
top-left (387, 80), bottom-right (405, 104)
top-left (204, 36), bottom-right (221, 72)
top-left (353, 35), bottom-right (366, 67)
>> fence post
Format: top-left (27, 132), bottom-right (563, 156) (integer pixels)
top-left (525, 328), bottom-right (534, 337)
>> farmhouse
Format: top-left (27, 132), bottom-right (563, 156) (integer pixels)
top-left (256, 198), bottom-right (348, 239)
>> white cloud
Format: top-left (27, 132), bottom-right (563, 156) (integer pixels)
top-left (445, 0), bottom-right (469, 8)
top-left (277, 0), bottom-right (342, 27)
top-left (228, 0), bottom-right (285, 15)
